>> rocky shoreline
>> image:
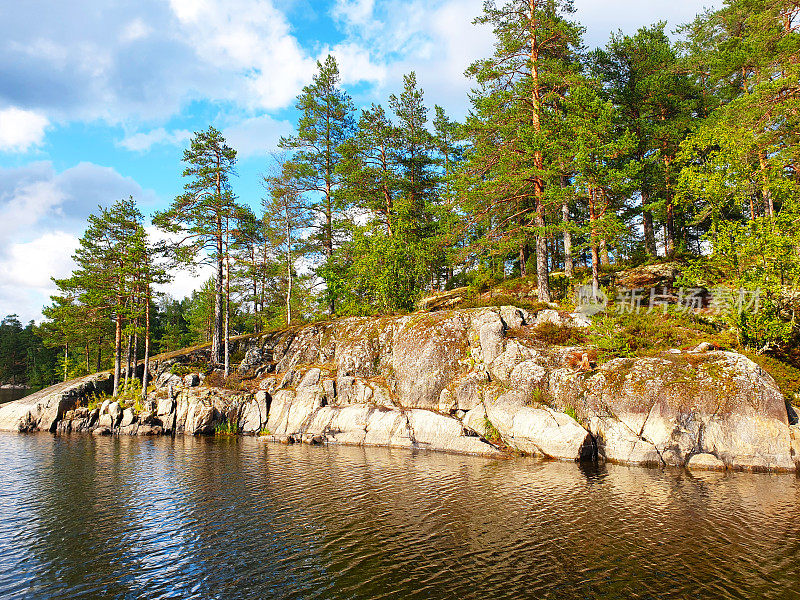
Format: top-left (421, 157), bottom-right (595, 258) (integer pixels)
top-left (1, 306), bottom-right (798, 472)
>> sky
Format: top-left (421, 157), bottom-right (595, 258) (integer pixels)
top-left (0, 0), bottom-right (720, 323)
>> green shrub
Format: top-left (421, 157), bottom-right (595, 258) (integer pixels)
top-left (745, 352), bottom-right (800, 405)
top-left (509, 322), bottom-right (587, 346)
top-left (482, 417), bottom-right (502, 443)
top-left (170, 362), bottom-right (211, 377)
top-left (459, 295), bottom-right (549, 312)
top-left (214, 419), bottom-right (240, 436)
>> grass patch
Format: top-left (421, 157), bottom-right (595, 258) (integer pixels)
top-left (203, 370), bottom-right (251, 392)
top-left (588, 310), bottom-right (733, 362)
top-left (508, 322), bottom-right (588, 346)
top-left (459, 294), bottom-right (550, 313)
top-left (214, 419), bottom-right (240, 436)
top-left (524, 387), bottom-right (552, 407)
top-left (745, 351), bottom-right (800, 405)
top-left (170, 362), bottom-right (212, 377)
top-left (82, 378), bottom-right (142, 411)
top-left (482, 417), bottom-right (502, 444)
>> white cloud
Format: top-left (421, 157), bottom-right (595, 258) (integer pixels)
top-left (0, 178), bottom-right (65, 246)
top-left (573, 0), bottom-right (722, 47)
top-left (117, 127), bottom-right (192, 152)
top-left (0, 231), bottom-right (78, 322)
top-left (0, 161), bottom-right (159, 319)
top-left (332, 0), bottom-right (375, 28)
top-left (223, 115), bottom-right (294, 159)
top-left (0, 231), bottom-right (77, 290)
top-left (328, 42), bottom-right (387, 86)
top-left (330, 0), bottom-right (493, 118)
top-left (121, 18), bottom-right (153, 43)
top-left (0, 107), bottom-right (49, 152)
top-left (168, 0), bottom-right (317, 111)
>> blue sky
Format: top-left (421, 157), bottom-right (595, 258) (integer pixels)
top-left (0, 0), bottom-right (720, 322)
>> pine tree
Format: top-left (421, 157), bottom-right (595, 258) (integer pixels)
top-left (464, 0), bottom-right (584, 300)
top-left (280, 55), bottom-right (355, 313)
top-left (591, 23), bottom-right (697, 256)
top-left (262, 160), bottom-right (314, 326)
top-left (154, 126), bottom-right (240, 367)
top-left (51, 197), bottom-right (143, 394)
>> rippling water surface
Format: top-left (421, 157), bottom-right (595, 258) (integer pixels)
top-left (1, 433), bottom-right (799, 600)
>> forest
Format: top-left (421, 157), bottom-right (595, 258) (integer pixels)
top-left (2, 0), bottom-right (798, 396)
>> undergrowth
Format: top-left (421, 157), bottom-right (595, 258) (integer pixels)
top-left (214, 419), bottom-right (240, 436)
top-left (508, 322), bottom-right (588, 346)
top-left (482, 417), bottom-right (502, 443)
top-left (459, 295), bottom-right (550, 313)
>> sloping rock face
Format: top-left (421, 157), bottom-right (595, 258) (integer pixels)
top-left (234, 308), bottom-right (797, 470)
top-left (2, 307), bottom-right (797, 471)
top-left (0, 373), bottom-right (113, 432)
top-left (547, 351), bottom-right (795, 470)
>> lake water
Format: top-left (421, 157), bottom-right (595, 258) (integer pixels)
top-left (0, 388), bottom-right (29, 405)
top-left (1, 433), bottom-right (799, 600)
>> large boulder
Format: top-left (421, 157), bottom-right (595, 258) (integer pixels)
top-left (0, 373), bottom-right (112, 432)
top-left (392, 313), bottom-right (470, 409)
top-left (549, 351), bottom-right (796, 470)
top-left (185, 402), bottom-right (216, 435)
top-left (485, 391), bottom-right (596, 461)
top-left (239, 392), bottom-right (270, 434)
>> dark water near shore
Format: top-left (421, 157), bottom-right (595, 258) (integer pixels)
top-left (1, 434), bottom-right (799, 600)
top-left (0, 388), bottom-right (29, 404)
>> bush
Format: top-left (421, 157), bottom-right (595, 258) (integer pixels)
top-left (508, 322), bottom-right (587, 346)
top-left (588, 309), bottom-right (730, 361)
top-left (214, 419), bottom-right (239, 436)
top-left (202, 370), bottom-right (249, 392)
top-left (745, 352), bottom-right (800, 405)
top-left (482, 417), bottom-right (502, 443)
top-left (459, 295), bottom-right (550, 313)
top-left (170, 362), bottom-right (211, 377)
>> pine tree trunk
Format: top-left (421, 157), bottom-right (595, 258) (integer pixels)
top-left (224, 253), bottom-right (230, 378)
top-left (124, 334), bottom-right (132, 390)
top-left (535, 212), bottom-right (550, 302)
top-left (286, 202), bottom-right (292, 326)
top-left (600, 239), bottom-right (610, 266)
top-left (213, 236), bottom-right (224, 365)
top-left (561, 177), bottom-right (573, 279)
top-left (758, 151), bottom-right (774, 217)
top-left (132, 317), bottom-right (138, 382)
top-left (63, 343), bottom-right (68, 382)
top-left (529, 0), bottom-right (551, 303)
top-left (589, 189), bottom-right (601, 297)
top-left (325, 186), bottom-right (335, 316)
top-left (643, 200), bottom-right (657, 257)
top-left (212, 169), bottom-right (224, 366)
top-left (113, 308), bottom-right (122, 397)
top-left (141, 287), bottom-right (151, 400)
top-left (96, 339), bottom-right (102, 373)
top-left (665, 199), bottom-right (676, 256)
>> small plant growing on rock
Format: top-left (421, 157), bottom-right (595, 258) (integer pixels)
top-left (214, 419), bottom-right (240, 436)
top-left (482, 417), bottom-right (502, 443)
top-left (525, 387), bottom-right (552, 407)
top-left (508, 323), bottom-right (587, 346)
top-left (566, 349), bottom-right (597, 370)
